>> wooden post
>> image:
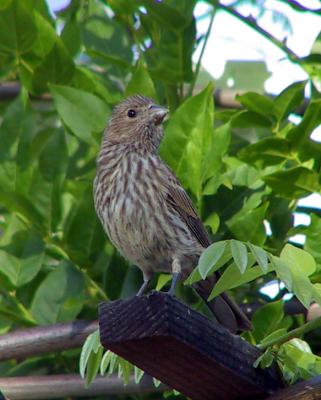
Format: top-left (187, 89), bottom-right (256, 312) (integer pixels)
top-left (266, 375), bottom-right (321, 400)
top-left (99, 291), bottom-right (283, 400)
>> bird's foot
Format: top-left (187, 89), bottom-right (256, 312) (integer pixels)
top-left (136, 279), bottom-right (151, 296)
top-left (167, 272), bottom-right (181, 296)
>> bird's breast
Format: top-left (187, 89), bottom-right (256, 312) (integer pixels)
top-left (95, 151), bottom-right (166, 253)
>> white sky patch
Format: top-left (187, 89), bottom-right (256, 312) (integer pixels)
top-left (289, 212), bottom-right (311, 245)
top-left (47, 0), bottom-right (69, 12)
top-left (260, 280), bottom-right (281, 299)
top-left (299, 193), bottom-right (321, 208)
top-left (194, 1), bottom-right (321, 94)
top-left (311, 124), bottom-right (321, 142)
top-left (264, 219), bottom-right (272, 236)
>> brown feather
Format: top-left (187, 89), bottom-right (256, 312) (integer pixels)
top-left (166, 184), bottom-right (211, 248)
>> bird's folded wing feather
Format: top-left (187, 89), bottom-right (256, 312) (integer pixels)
top-left (164, 174), bottom-right (211, 249)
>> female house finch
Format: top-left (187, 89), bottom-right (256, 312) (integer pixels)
top-left (94, 95), bottom-right (251, 333)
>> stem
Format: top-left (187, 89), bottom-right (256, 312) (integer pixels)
top-left (84, 273), bottom-right (108, 301)
top-left (218, 4), bottom-right (299, 62)
top-left (258, 316), bottom-right (321, 350)
top-left (188, 7), bottom-right (216, 97)
top-left (7, 292), bottom-right (37, 326)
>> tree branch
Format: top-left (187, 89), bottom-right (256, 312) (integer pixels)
top-left (0, 83), bottom-right (309, 115)
top-left (188, 6), bottom-right (217, 97)
top-left (0, 320), bottom-right (98, 361)
top-left (285, 0), bottom-right (321, 13)
top-left (0, 374), bottom-right (166, 399)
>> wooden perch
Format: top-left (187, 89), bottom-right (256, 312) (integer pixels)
top-left (99, 291), bottom-right (283, 400)
top-left (266, 375), bottom-right (321, 400)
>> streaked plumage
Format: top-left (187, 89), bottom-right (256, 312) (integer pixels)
top-left (94, 95), bottom-right (251, 333)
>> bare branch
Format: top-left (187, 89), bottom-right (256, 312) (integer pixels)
top-left (0, 83), bottom-right (309, 115)
top-left (0, 320), bottom-right (98, 361)
top-left (0, 374), bottom-right (166, 399)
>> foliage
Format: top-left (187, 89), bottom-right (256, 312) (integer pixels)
top-left (1, 0), bottom-right (321, 398)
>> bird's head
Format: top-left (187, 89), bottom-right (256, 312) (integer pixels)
top-left (106, 95), bottom-right (168, 150)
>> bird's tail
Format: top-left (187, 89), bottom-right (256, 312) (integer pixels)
top-left (193, 274), bottom-right (252, 333)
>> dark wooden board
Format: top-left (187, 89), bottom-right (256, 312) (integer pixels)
top-left (266, 375), bottom-right (321, 400)
top-left (99, 291), bottom-right (283, 400)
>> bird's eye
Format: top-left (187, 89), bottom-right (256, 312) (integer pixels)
top-left (127, 109), bottom-right (136, 118)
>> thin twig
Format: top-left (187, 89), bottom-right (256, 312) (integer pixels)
top-left (286, 0), bottom-right (321, 13)
top-left (188, 6), bottom-right (216, 97)
top-left (258, 316), bottom-right (321, 350)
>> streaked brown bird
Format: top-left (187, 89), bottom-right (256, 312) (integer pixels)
top-left (94, 95), bottom-right (251, 333)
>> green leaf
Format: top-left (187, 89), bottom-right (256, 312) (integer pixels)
top-left (81, 13), bottom-right (132, 72)
top-left (50, 85), bottom-right (110, 144)
top-left (198, 241), bottom-right (227, 279)
top-left (209, 259), bottom-right (267, 300)
top-left (263, 167), bottom-right (320, 198)
top-left (230, 240), bottom-right (248, 274)
top-left (160, 83), bottom-right (214, 199)
top-left (202, 122), bottom-right (231, 195)
top-left (287, 99), bottom-right (321, 146)
top-left (247, 243), bottom-right (268, 273)
top-left (100, 350), bottom-right (119, 375)
top-left (63, 186), bottom-right (106, 266)
top-left (0, 0), bottom-right (37, 55)
top-left (253, 348), bottom-right (275, 369)
top-left (204, 213), bottom-right (220, 234)
top-left (23, 39), bottom-right (75, 94)
top-left (156, 274), bottom-right (172, 291)
top-left (85, 345), bottom-right (103, 387)
top-left (100, 350), bottom-right (113, 376)
top-left (80, 329), bottom-right (100, 378)
top-left (304, 214), bottom-right (321, 264)
top-left (260, 328), bottom-right (288, 347)
top-left (236, 92), bottom-right (275, 123)
top-left (271, 246), bottom-right (317, 308)
top-left (0, 230), bottom-right (44, 287)
top-left (252, 301), bottom-right (285, 343)
top-left (125, 62), bottom-right (157, 100)
top-left (139, 0), bottom-right (192, 31)
top-left (281, 244), bottom-right (316, 276)
top-left (86, 49), bottom-right (132, 70)
top-left (224, 157), bottom-right (264, 189)
top-left (61, 15), bottom-right (81, 57)
top-left (31, 261), bottom-right (86, 324)
top-left (227, 202), bottom-right (268, 246)
top-left (185, 245), bottom-right (232, 285)
top-left (239, 137), bottom-right (292, 167)
top-left (134, 366), bottom-right (144, 384)
top-left (144, 14), bottom-right (195, 84)
top-left (118, 358), bottom-right (131, 385)
top-left (38, 128), bottom-right (67, 182)
top-left (273, 80), bottom-right (306, 123)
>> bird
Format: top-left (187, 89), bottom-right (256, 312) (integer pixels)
top-left (93, 94), bottom-right (252, 333)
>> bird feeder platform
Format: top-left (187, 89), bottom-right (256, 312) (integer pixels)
top-left (99, 291), bottom-right (283, 400)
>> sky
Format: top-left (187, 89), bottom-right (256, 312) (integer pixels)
top-left (47, 0), bottom-right (321, 244)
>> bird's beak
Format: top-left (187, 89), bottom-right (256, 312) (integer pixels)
top-left (149, 104), bottom-right (169, 125)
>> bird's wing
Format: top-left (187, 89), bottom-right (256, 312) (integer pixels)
top-left (164, 172), bottom-right (211, 248)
